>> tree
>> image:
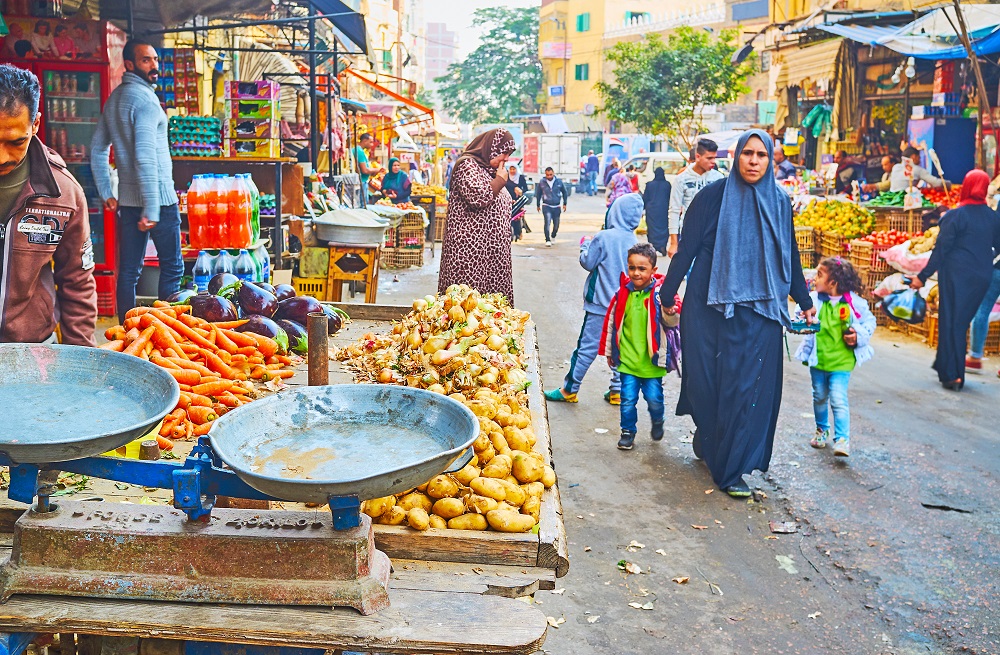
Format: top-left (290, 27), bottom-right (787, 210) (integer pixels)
top-left (434, 7), bottom-right (542, 124)
top-left (596, 28), bottom-right (756, 151)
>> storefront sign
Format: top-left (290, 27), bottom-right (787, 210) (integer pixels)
top-left (541, 42), bottom-right (572, 59)
top-left (548, 85), bottom-right (564, 97)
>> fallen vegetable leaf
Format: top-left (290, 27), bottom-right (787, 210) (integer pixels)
top-left (546, 616), bottom-right (565, 628)
top-left (625, 540), bottom-right (645, 552)
top-left (628, 602), bottom-right (643, 609)
top-left (691, 524), bottom-right (708, 530)
top-left (655, 548), bottom-right (667, 555)
top-left (672, 576), bottom-right (690, 584)
top-left (587, 615), bottom-right (600, 624)
top-left (551, 588), bottom-right (565, 595)
top-left (769, 521), bottom-right (799, 534)
top-left (704, 489), bottom-right (714, 494)
top-left (641, 601), bottom-right (655, 610)
top-left (625, 562), bottom-right (641, 575)
top-left (775, 555), bottom-right (799, 574)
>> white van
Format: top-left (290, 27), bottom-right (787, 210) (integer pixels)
top-left (622, 152), bottom-right (731, 192)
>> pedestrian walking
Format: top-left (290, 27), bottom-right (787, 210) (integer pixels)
top-left (603, 158), bottom-right (620, 187)
top-left (965, 255), bottom-right (1000, 376)
top-left (91, 39), bottom-right (182, 324)
top-left (643, 167), bottom-right (671, 254)
top-left (605, 164), bottom-right (635, 214)
top-left (585, 150), bottom-right (600, 196)
top-left (0, 64), bottom-right (97, 345)
top-left (505, 164), bottom-right (529, 242)
top-left (534, 166), bottom-right (568, 247)
top-left (544, 193), bottom-right (643, 406)
top-left (437, 128), bottom-right (517, 304)
top-left (909, 169), bottom-right (1000, 390)
top-left (660, 129), bottom-right (816, 497)
top-left (599, 243), bottom-right (679, 451)
top-left (667, 138), bottom-right (723, 257)
top-left (795, 257), bottom-right (876, 458)
top-left (626, 165), bottom-right (640, 193)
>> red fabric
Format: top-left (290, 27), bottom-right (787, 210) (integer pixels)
top-left (959, 169), bottom-right (990, 206)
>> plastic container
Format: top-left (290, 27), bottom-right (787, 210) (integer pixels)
top-left (193, 250), bottom-right (213, 292)
top-left (213, 249), bottom-right (235, 276)
top-left (209, 175), bottom-right (230, 249)
top-left (242, 173), bottom-right (261, 243)
top-left (187, 175), bottom-right (209, 250)
top-left (235, 249), bottom-right (255, 282)
top-left (227, 175), bottom-right (252, 248)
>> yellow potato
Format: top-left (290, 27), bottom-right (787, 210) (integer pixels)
top-left (514, 413), bottom-right (531, 430)
top-left (482, 454), bottom-right (512, 479)
top-left (448, 392), bottom-right (467, 403)
top-left (448, 513), bottom-right (488, 530)
top-left (478, 417), bottom-right (501, 436)
top-left (426, 474), bottom-right (460, 499)
top-left (486, 509), bottom-right (536, 533)
top-left (495, 501), bottom-right (518, 513)
top-left (396, 492), bottom-right (433, 513)
top-left (489, 432), bottom-right (509, 454)
top-left (496, 479), bottom-right (526, 507)
top-left (378, 505), bottom-right (407, 525)
top-left (465, 494), bottom-right (499, 514)
top-left (504, 474), bottom-right (520, 486)
top-left (469, 477), bottom-right (506, 501)
top-left (431, 497), bottom-right (466, 519)
top-left (428, 514), bottom-right (448, 529)
top-left (522, 426), bottom-right (537, 445)
top-left (511, 452), bottom-right (544, 484)
top-left (416, 482), bottom-right (429, 493)
top-left (494, 409), bottom-right (512, 428)
top-left (477, 443), bottom-right (496, 466)
top-left (473, 433), bottom-right (491, 452)
top-left (521, 495), bottom-right (541, 522)
top-left (503, 426), bottom-right (531, 452)
top-left (453, 463), bottom-right (481, 486)
top-left (362, 496), bottom-right (395, 518)
top-left (407, 508), bottom-right (430, 531)
top-left (466, 399), bottom-right (498, 419)
top-left (541, 465), bottom-right (556, 488)
top-left (522, 481), bottom-right (545, 498)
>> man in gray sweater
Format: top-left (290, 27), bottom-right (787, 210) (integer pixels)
top-left (91, 39), bottom-right (180, 322)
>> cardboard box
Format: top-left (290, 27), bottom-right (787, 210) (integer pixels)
top-left (226, 138), bottom-right (280, 158)
top-left (225, 81), bottom-right (280, 100)
top-left (226, 99), bottom-right (279, 120)
top-left (227, 117), bottom-right (277, 139)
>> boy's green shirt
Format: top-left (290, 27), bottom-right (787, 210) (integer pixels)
top-left (618, 288), bottom-right (666, 378)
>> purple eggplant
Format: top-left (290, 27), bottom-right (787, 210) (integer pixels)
top-left (208, 272), bottom-right (240, 295)
top-left (257, 282), bottom-right (277, 295)
top-left (273, 284), bottom-right (297, 301)
top-left (322, 304), bottom-right (345, 335)
top-left (236, 315), bottom-right (289, 355)
top-left (167, 289), bottom-right (197, 304)
top-left (237, 281), bottom-right (279, 318)
top-left (188, 293), bottom-right (239, 323)
top-left (276, 319), bottom-right (308, 354)
top-left (275, 295), bottom-right (325, 325)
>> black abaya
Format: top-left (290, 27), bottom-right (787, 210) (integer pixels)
top-left (643, 172), bottom-right (671, 253)
top-left (917, 205), bottom-right (1000, 384)
top-left (659, 179), bottom-right (813, 489)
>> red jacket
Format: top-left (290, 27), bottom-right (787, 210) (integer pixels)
top-left (1, 137), bottom-right (97, 345)
top-left (600, 272), bottom-right (676, 370)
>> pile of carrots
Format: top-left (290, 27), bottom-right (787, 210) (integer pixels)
top-left (99, 302), bottom-right (297, 449)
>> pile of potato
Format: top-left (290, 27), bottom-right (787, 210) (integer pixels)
top-left (338, 286), bottom-right (555, 532)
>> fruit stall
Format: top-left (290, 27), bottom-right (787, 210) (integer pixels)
top-left (0, 283), bottom-right (563, 655)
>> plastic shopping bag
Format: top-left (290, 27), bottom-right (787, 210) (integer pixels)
top-left (881, 288), bottom-right (927, 325)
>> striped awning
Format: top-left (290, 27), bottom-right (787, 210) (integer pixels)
top-left (774, 38), bottom-right (844, 91)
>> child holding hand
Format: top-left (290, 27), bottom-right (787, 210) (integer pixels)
top-left (795, 257), bottom-right (876, 457)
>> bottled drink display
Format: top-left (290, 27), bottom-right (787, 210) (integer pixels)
top-left (228, 175), bottom-right (252, 249)
top-left (213, 249), bottom-right (236, 276)
top-left (186, 173), bottom-right (258, 249)
top-left (235, 249), bottom-right (255, 282)
top-left (193, 250), bottom-right (213, 291)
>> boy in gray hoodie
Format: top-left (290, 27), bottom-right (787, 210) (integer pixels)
top-left (545, 193), bottom-right (643, 404)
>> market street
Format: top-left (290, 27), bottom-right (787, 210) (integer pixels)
top-left (380, 192), bottom-right (1000, 655)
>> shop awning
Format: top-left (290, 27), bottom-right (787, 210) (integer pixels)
top-left (774, 38), bottom-right (844, 91)
top-left (343, 69), bottom-right (434, 120)
top-left (341, 98), bottom-right (368, 112)
top-left (875, 4), bottom-right (1000, 60)
top-left (816, 24), bottom-right (902, 47)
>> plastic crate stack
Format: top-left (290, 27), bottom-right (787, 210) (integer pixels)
top-left (168, 116), bottom-right (222, 157)
top-left (157, 48), bottom-right (198, 113)
top-left (224, 82), bottom-right (281, 159)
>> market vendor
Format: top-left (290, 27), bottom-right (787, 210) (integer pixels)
top-left (0, 64), bottom-right (96, 346)
top-left (354, 132), bottom-right (385, 206)
top-left (833, 150), bottom-right (865, 194)
top-left (380, 157), bottom-right (412, 205)
top-left (862, 155), bottom-right (898, 195)
top-left (773, 145), bottom-right (797, 181)
top-left (889, 147), bottom-right (945, 192)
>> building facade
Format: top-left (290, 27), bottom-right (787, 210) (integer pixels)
top-left (425, 21), bottom-right (458, 90)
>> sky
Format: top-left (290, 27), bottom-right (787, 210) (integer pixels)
top-left (422, 0), bottom-right (537, 59)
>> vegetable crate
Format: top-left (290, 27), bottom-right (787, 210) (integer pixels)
top-left (401, 210), bottom-right (425, 230)
top-left (292, 276), bottom-right (329, 301)
top-left (862, 270), bottom-right (888, 300)
top-left (398, 226), bottom-right (425, 250)
top-left (849, 240), bottom-right (893, 275)
top-left (795, 226), bottom-right (815, 252)
top-left (800, 250), bottom-right (816, 269)
top-left (433, 210), bottom-right (448, 243)
top-left (873, 207), bottom-right (924, 234)
top-left (380, 247), bottom-right (424, 269)
top-left (927, 314), bottom-right (1000, 355)
top-left (818, 231), bottom-right (850, 259)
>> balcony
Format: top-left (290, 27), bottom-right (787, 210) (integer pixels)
top-left (604, 4), bottom-right (726, 39)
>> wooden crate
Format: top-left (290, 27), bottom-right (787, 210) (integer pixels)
top-left (398, 226), bottom-right (425, 250)
top-left (795, 226), bottom-right (815, 252)
top-left (401, 209), bottom-right (425, 230)
top-left (817, 231), bottom-right (850, 260)
top-left (873, 207), bottom-right (924, 234)
top-left (926, 313), bottom-right (1000, 355)
top-left (433, 209), bottom-right (448, 243)
top-left (380, 247), bottom-right (424, 269)
top-left (800, 249), bottom-right (816, 269)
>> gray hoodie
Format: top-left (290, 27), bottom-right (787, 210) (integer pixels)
top-left (579, 193), bottom-right (643, 314)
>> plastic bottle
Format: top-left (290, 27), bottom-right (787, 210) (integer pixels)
top-left (228, 174), bottom-right (252, 248)
top-left (213, 249), bottom-right (236, 276)
top-left (210, 175), bottom-right (231, 249)
top-left (251, 243), bottom-right (270, 283)
top-left (187, 176), bottom-right (209, 250)
top-left (242, 173), bottom-right (261, 243)
top-left (193, 250), bottom-right (214, 292)
top-left (235, 249), bottom-right (255, 282)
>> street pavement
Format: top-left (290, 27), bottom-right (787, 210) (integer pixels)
top-left (377, 192), bottom-right (999, 655)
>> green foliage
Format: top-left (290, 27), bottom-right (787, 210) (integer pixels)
top-left (434, 7), bottom-right (542, 124)
top-left (596, 27), bottom-right (756, 150)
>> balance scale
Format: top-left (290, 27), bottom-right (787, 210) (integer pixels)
top-left (0, 344), bottom-right (478, 616)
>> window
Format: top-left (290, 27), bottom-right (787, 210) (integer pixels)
top-left (574, 63), bottom-right (589, 81)
top-left (380, 50), bottom-right (393, 72)
top-left (575, 12), bottom-right (590, 32)
top-left (624, 11), bottom-right (650, 22)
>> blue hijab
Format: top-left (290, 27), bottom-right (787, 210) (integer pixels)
top-left (706, 129), bottom-right (793, 327)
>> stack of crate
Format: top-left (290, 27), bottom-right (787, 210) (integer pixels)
top-left (224, 81), bottom-right (281, 159)
top-left (381, 210), bottom-right (425, 269)
top-left (156, 48), bottom-right (198, 114)
top-left (795, 226), bottom-right (815, 269)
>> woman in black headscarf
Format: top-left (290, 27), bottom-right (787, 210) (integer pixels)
top-left (643, 167), bottom-right (671, 254)
top-left (660, 129), bottom-right (816, 497)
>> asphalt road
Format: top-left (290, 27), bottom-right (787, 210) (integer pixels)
top-left (380, 192), bottom-right (999, 655)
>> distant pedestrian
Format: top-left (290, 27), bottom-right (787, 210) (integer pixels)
top-left (667, 138), bottom-right (723, 257)
top-left (544, 193), bottom-right (643, 406)
top-left (795, 257), bottom-right (876, 458)
top-left (909, 169), bottom-right (1000, 390)
top-left (505, 164), bottom-right (529, 241)
top-left (585, 150), bottom-right (600, 196)
top-left (605, 165), bottom-right (634, 212)
top-left (381, 157), bottom-right (412, 205)
top-left (534, 166), bottom-right (568, 247)
top-left (600, 243), bottom-right (679, 451)
top-left (438, 128), bottom-right (517, 303)
top-left (773, 145), bottom-right (797, 181)
top-left (604, 158), bottom-right (620, 187)
top-left (643, 167), bottom-right (671, 254)
top-left (626, 165), bottom-right (640, 193)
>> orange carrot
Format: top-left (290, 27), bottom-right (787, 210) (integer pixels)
top-left (152, 300), bottom-right (170, 308)
top-left (275, 355), bottom-right (292, 366)
top-left (270, 369), bottom-right (295, 379)
top-left (165, 368), bottom-right (200, 386)
top-left (213, 320), bottom-right (249, 329)
top-left (178, 384), bottom-right (193, 392)
top-left (250, 365), bottom-right (267, 379)
top-left (159, 418), bottom-right (178, 437)
top-left (193, 422), bottom-right (213, 437)
top-left (244, 332), bottom-right (279, 358)
top-left (125, 306), bottom-right (169, 320)
top-left (171, 422), bottom-right (187, 440)
top-left (156, 435), bottom-right (174, 451)
top-left (212, 403), bottom-right (229, 416)
top-left (233, 394), bottom-right (254, 404)
top-left (178, 312), bottom-right (207, 329)
top-left (124, 327), bottom-right (141, 343)
top-left (185, 393), bottom-right (213, 407)
top-left (166, 357), bottom-right (214, 377)
top-left (213, 326), bottom-right (239, 354)
top-left (172, 305), bottom-right (191, 315)
top-left (192, 380), bottom-right (233, 396)
top-left (98, 340), bottom-right (125, 352)
top-left (104, 325), bottom-right (126, 341)
top-left (150, 353), bottom-right (182, 369)
top-left (216, 392), bottom-right (240, 408)
top-left (201, 349), bottom-right (236, 379)
top-left (186, 405), bottom-right (218, 425)
top-left (179, 343), bottom-right (200, 355)
top-left (176, 392), bottom-right (193, 410)
top-left (151, 309), bottom-right (218, 351)
top-left (123, 326), bottom-right (155, 357)
top-left (221, 329), bottom-right (257, 348)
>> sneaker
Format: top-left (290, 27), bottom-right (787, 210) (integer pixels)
top-left (833, 438), bottom-right (850, 457)
top-left (604, 390), bottom-right (621, 405)
top-left (546, 240), bottom-right (552, 247)
top-left (966, 357), bottom-right (983, 374)
top-left (651, 422), bottom-right (664, 442)
top-left (617, 430), bottom-right (636, 450)
top-left (810, 428), bottom-right (830, 449)
top-left (726, 480), bottom-right (751, 498)
top-left (543, 388), bottom-right (577, 403)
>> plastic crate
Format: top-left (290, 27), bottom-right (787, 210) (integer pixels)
top-left (292, 277), bottom-right (329, 301)
top-left (927, 313), bottom-right (938, 348)
top-left (95, 273), bottom-right (116, 317)
top-left (873, 207), bottom-right (924, 234)
top-left (398, 226), bottom-right (424, 249)
top-left (795, 226), bottom-right (814, 252)
top-left (380, 247), bottom-right (424, 269)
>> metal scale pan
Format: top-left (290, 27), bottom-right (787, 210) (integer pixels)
top-left (209, 384), bottom-right (479, 504)
top-left (0, 344), bottom-right (179, 464)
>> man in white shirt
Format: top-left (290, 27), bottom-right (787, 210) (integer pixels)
top-left (889, 147), bottom-right (945, 192)
top-left (667, 138), bottom-right (724, 257)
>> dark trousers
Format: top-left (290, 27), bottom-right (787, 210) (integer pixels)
top-left (116, 204), bottom-right (183, 324)
top-left (542, 205), bottom-right (561, 241)
top-left (511, 216), bottom-right (523, 241)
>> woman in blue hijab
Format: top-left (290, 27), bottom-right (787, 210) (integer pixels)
top-left (659, 129), bottom-right (816, 497)
top-left (381, 157), bottom-right (412, 204)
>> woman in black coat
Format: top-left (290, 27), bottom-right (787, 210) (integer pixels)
top-left (643, 167), bottom-right (671, 254)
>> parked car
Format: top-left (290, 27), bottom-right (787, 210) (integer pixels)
top-left (622, 152), bottom-right (731, 192)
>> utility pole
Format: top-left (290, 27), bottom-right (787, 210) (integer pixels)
top-left (951, 0), bottom-right (994, 170)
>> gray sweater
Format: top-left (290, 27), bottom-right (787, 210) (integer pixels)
top-left (91, 72), bottom-right (177, 222)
